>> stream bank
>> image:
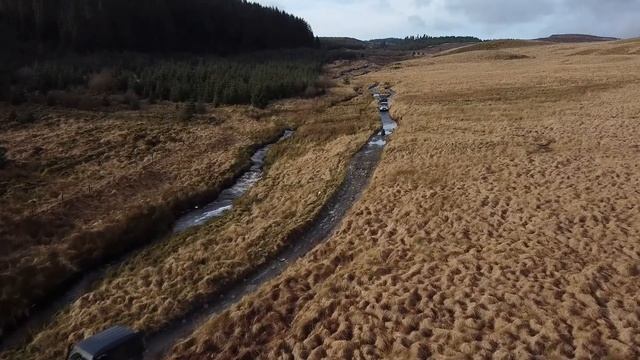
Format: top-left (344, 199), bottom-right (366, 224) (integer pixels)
top-left (143, 106), bottom-right (397, 359)
top-left (0, 130), bottom-right (295, 352)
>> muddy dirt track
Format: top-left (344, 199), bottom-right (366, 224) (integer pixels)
top-left (144, 109), bottom-right (397, 358)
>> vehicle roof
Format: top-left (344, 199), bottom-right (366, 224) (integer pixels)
top-left (74, 326), bottom-right (139, 357)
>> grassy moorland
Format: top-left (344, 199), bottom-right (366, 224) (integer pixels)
top-left (0, 4), bottom-right (350, 334)
top-left (0, 1), bottom-right (328, 330)
top-left (0, 101), bottom-right (285, 334)
top-left (168, 39), bottom-right (640, 359)
top-left (2, 80), bottom-right (378, 359)
top-left (436, 39), bottom-right (552, 56)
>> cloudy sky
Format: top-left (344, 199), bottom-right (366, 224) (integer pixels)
top-left (257, 0), bottom-right (640, 40)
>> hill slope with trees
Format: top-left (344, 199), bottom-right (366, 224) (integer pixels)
top-left (370, 35), bottom-right (481, 50)
top-left (320, 35), bottom-right (481, 51)
top-left (0, 0), bottom-right (327, 107)
top-left (0, 0), bottom-right (315, 53)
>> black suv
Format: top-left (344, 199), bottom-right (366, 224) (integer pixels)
top-left (67, 326), bottom-right (144, 360)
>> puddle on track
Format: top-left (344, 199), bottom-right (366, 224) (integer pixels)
top-left (0, 130), bottom-right (295, 352)
top-left (143, 110), bottom-right (397, 359)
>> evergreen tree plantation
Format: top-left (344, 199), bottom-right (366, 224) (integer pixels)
top-left (0, 0), bottom-right (314, 53)
top-left (17, 51), bottom-right (325, 108)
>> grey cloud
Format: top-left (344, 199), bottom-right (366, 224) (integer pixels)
top-left (547, 0), bottom-right (640, 37)
top-left (445, 0), bottom-right (556, 24)
top-left (562, 0), bottom-right (640, 13)
top-left (424, 0), bottom-right (640, 38)
top-left (256, 0), bottom-right (640, 39)
top-left (414, 0), bottom-right (432, 8)
top-left (408, 15), bottom-right (426, 28)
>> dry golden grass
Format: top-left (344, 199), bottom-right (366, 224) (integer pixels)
top-left (436, 39), bottom-right (552, 56)
top-left (0, 103), bottom-right (284, 333)
top-left (2, 84), bottom-right (378, 359)
top-left (168, 40), bottom-right (640, 359)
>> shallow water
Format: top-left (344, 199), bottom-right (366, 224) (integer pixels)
top-left (381, 111), bottom-right (397, 134)
top-left (173, 130), bottom-right (294, 233)
top-left (0, 130), bottom-right (295, 352)
top-left (143, 109), bottom-right (397, 359)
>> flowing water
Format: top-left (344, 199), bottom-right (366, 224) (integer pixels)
top-left (0, 130), bottom-right (295, 352)
top-left (1, 96), bottom-right (398, 358)
top-left (143, 109), bottom-right (397, 358)
top-left (173, 130), bottom-right (294, 233)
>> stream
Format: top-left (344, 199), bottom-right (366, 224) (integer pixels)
top-left (173, 130), bottom-right (294, 233)
top-left (0, 130), bottom-right (295, 352)
top-left (1, 96), bottom-right (398, 358)
top-left (143, 107), bottom-right (397, 359)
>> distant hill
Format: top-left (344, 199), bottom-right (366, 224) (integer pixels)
top-left (367, 38), bottom-right (407, 47)
top-left (321, 35), bottom-right (481, 51)
top-left (535, 34), bottom-right (619, 43)
top-left (374, 35), bottom-right (481, 50)
top-left (320, 37), bottom-right (409, 50)
top-left (435, 39), bottom-right (551, 57)
top-left (0, 0), bottom-right (315, 54)
top-left (320, 37), bottom-right (368, 50)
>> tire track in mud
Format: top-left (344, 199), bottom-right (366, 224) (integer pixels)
top-left (143, 108), bottom-right (397, 359)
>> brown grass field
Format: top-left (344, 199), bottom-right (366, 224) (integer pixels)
top-left (0, 102), bottom-right (287, 333)
top-left (435, 39), bottom-right (553, 56)
top-left (1, 83), bottom-right (378, 359)
top-left (163, 40), bottom-right (640, 359)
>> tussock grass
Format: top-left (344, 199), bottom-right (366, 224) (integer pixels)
top-left (167, 41), bottom-right (640, 359)
top-left (2, 83), bottom-right (378, 359)
top-left (434, 50), bottom-right (532, 64)
top-left (568, 39), bottom-right (640, 56)
top-left (436, 39), bottom-right (551, 57)
top-left (0, 103), bottom-right (282, 335)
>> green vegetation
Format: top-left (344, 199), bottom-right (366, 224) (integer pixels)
top-left (320, 37), bottom-right (368, 50)
top-left (6, 50), bottom-right (326, 108)
top-left (0, 0), bottom-right (323, 108)
top-left (372, 35), bottom-right (481, 50)
top-left (321, 35), bottom-right (481, 51)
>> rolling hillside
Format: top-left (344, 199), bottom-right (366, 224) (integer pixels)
top-left (0, 0), bottom-right (315, 53)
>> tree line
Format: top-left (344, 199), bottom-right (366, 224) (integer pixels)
top-left (0, 0), bottom-right (315, 53)
top-left (370, 35), bottom-right (481, 50)
top-left (0, 0), bottom-right (326, 107)
top-left (8, 50), bottom-right (329, 109)
top-left (399, 35), bottom-right (481, 49)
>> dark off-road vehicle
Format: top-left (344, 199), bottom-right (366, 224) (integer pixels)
top-left (66, 326), bottom-right (144, 360)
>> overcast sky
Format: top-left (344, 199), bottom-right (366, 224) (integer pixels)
top-left (257, 0), bottom-right (640, 40)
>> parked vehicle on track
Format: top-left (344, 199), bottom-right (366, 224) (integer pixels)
top-left (66, 326), bottom-right (144, 360)
top-left (379, 99), bottom-right (390, 112)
